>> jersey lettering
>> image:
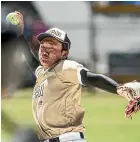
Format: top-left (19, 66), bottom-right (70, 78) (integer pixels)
top-left (33, 84), bottom-right (44, 99)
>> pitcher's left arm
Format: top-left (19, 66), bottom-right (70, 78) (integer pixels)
top-left (79, 68), bottom-right (119, 94)
top-left (78, 67), bottom-right (140, 118)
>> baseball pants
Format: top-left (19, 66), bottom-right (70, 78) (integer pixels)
top-left (44, 132), bottom-right (87, 142)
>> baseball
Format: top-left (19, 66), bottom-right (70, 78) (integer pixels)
top-left (6, 12), bottom-right (20, 25)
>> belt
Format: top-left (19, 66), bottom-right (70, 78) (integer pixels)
top-left (43, 132), bottom-right (84, 142)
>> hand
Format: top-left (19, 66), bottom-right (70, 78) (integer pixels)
top-left (6, 11), bottom-right (24, 36)
top-left (117, 81), bottom-right (140, 118)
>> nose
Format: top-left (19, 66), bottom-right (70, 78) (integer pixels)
top-left (42, 51), bottom-right (49, 56)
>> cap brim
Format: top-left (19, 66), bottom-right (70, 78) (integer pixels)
top-left (37, 33), bottom-right (54, 42)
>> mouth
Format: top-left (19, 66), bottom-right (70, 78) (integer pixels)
top-left (39, 53), bottom-right (47, 61)
top-left (40, 56), bottom-right (49, 62)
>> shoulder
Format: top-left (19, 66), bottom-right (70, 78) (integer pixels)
top-left (62, 60), bottom-right (84, 70)
top-left (35, 65), bottom-right (43, 77)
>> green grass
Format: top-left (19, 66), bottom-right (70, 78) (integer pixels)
top-left (2, 89), bottom-right (140, 142)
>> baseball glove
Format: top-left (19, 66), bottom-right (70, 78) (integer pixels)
top-left (117, 81), bottom-right (140, 118)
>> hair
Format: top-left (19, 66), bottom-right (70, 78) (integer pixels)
top-left (62, 44), bottom-right (66, 51)
top-left (62, 43), bottom-right (69, 59)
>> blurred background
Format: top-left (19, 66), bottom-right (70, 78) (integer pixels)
top-left (1, 1), bottom-right (140, 142)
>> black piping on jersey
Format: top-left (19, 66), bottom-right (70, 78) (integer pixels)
top-left (80, 69), bottom-right (119, 94)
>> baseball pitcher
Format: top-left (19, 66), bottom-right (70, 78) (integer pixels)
top-left (6, 11), bottom-right (140, 142)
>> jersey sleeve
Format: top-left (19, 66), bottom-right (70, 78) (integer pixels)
top-left (62, 60), bottom-right (90, 85)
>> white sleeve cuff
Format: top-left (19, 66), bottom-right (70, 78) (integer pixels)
top-left (35, 66), bottom-right (42, 77)
top-left (77, 67), bottom-right (89, 86)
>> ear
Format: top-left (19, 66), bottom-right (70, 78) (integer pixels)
top-left (62, 50), bottom-right (69, 59)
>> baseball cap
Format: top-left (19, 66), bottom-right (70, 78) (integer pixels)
top-left (37, 27), bottom-right (71, 49)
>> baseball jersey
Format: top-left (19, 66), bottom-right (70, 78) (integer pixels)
top-left (32, 60), bottom-right (88, 140)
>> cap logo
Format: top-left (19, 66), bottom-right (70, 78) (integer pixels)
top-left (50, 30), bottom-right (62, 38)
top-left (46, 28), bottom-right (66, 41)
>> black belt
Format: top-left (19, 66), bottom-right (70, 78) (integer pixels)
top-left (42, 132), bottom-right (84, 142)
